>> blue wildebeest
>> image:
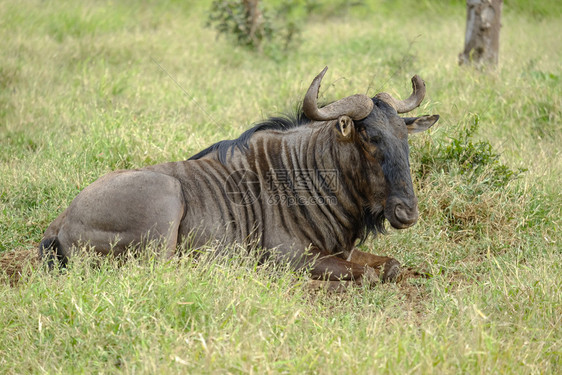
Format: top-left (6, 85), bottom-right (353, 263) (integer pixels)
top-left (39, 67), bottom-right (439, 286)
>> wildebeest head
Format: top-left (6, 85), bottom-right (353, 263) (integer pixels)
top-left (303, 67), bottom-right (439, 231)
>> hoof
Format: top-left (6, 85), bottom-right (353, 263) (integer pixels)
top-left (381, 259), bottom-right (401, 282)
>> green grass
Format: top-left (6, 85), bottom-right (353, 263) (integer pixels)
top-left (1, 0), bottom-right (561, 373)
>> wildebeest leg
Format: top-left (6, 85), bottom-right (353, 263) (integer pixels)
top-left (346, 248), bottom-right (401, 282)
top-left (54, 170), bottom-right (185, 261)
top-left (305, 248), bottom-right (378, 286)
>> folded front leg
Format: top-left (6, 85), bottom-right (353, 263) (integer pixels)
top-left (305, 248), bottom-right (378, 286)
top-left (346, 248), bottom-right (401, 282)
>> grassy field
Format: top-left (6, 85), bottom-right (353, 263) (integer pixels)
top-left (1, 0), bottom-right (560, 373)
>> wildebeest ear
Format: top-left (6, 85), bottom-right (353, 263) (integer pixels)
top-left (338, 115), bottom-right (354, 138)
top-left (404, 115), bottom-right (439, 134)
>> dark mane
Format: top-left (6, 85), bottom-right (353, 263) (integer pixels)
top-left (188, 111), bottom-right (311, 164)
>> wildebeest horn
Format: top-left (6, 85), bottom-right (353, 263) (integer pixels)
top-left (303, 67), bottom-right (374, 121)
top-left (375, 75), bottom-right (426, 114)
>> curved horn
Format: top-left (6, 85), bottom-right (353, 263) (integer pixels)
top-left (303, 67), bottom-right (374, 121)
top-left (375, 75), bottom-right (426, 114)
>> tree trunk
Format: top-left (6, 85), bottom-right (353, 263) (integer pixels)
top-left (242, 0), bottom-right (264, 48)
top-left (459, 0), bottom-right (502, 67)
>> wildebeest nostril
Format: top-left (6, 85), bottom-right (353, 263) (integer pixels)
top-left (394, 203), bottom-right (418, 225)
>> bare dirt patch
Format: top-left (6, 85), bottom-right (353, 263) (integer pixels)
top-left (0, 247), bottom-right (39, 286)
